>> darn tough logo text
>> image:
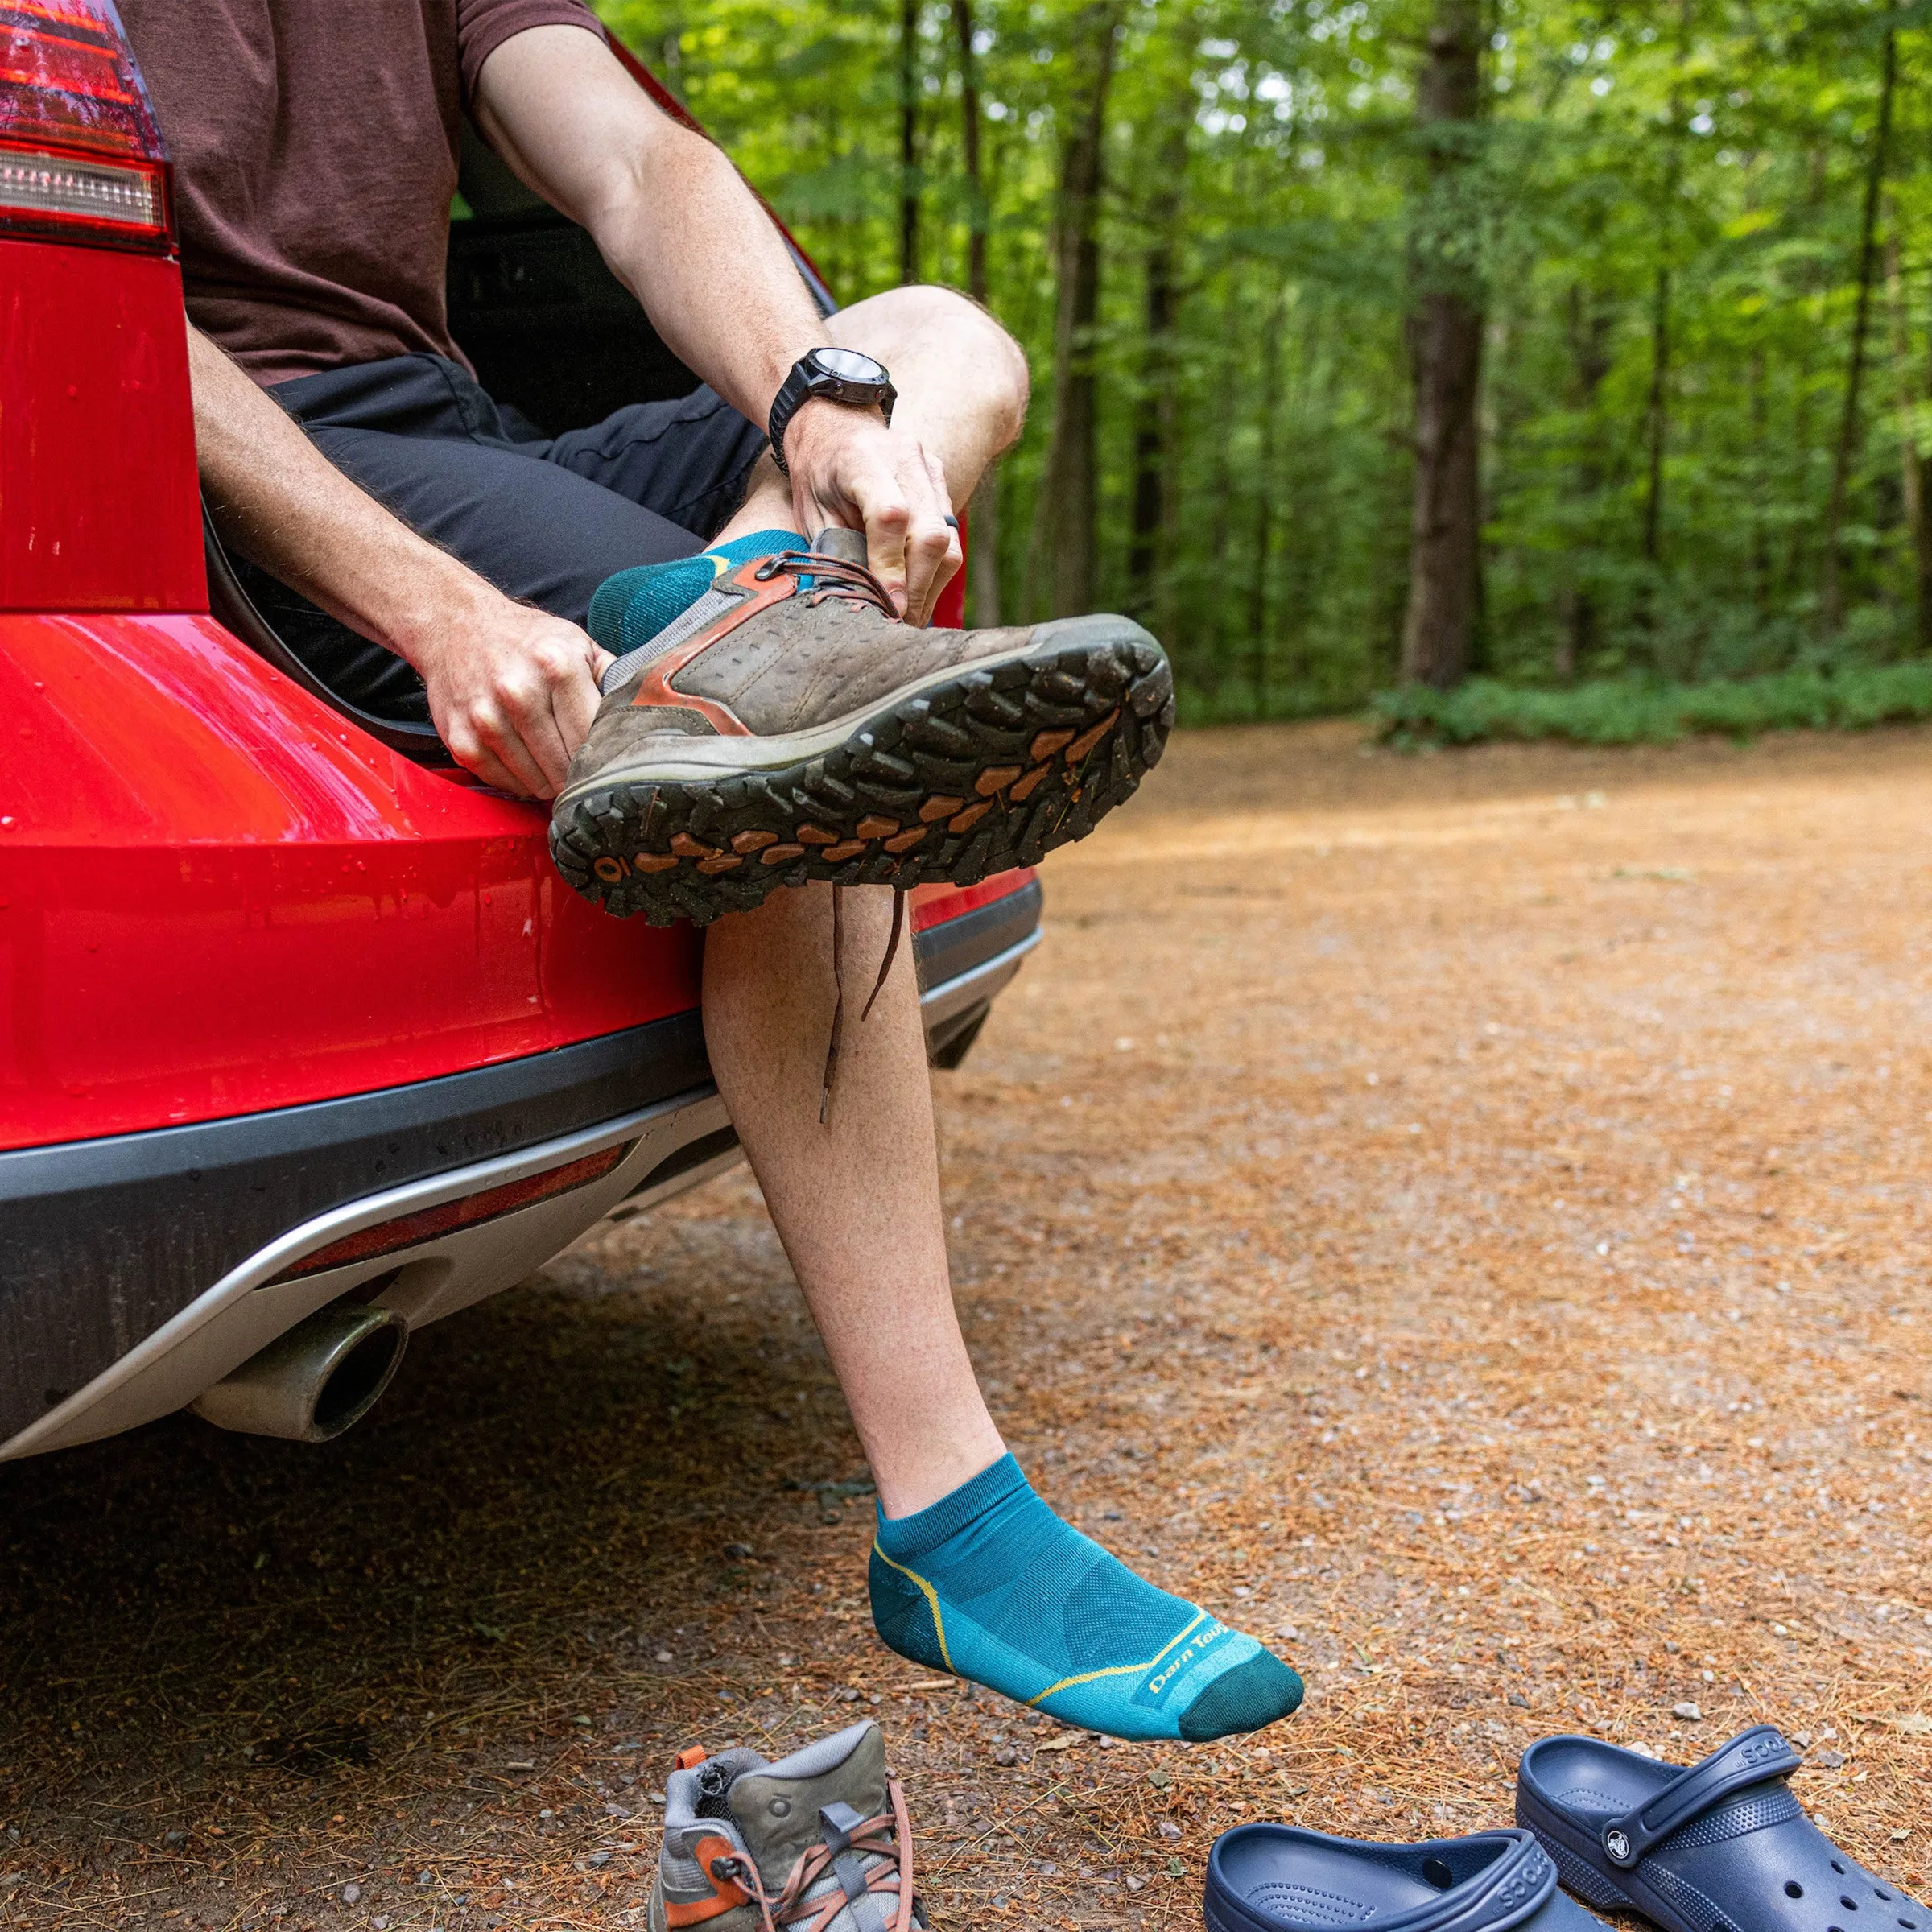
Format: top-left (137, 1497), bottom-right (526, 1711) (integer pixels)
top-left (1133, 1620), bottom-right (1230, 1709)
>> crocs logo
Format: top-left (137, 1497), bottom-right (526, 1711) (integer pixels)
top-left (1132, 1619), bottom-right (1229, 1709)
top-left (1739, 1732), bottom-right (1787, 1765)
top-left (1492, 1850), bottom-right (1553, 1908)
top-left (1604, 1830), bottom-right (1633, 1864)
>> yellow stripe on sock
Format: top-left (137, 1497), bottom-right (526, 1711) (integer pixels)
top-left (871, 1542), bottom-right (956, 1674)
top-left (1024, 1608), bottom-right (1210, 1708)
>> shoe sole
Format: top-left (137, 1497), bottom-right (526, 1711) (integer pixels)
top-left (548, 617), bottom-right (1174, 925)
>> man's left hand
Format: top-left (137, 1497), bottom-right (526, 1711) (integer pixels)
top-left (784, 399), bottom-right (962, 628)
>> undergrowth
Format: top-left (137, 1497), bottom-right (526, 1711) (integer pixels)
top-left (1372, 664), bottom-right (1932, 747)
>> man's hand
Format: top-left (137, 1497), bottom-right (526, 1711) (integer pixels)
top-left (407, 588), bottom-right (613, 799)
top-left (783, 400), bottom-right (963, 628)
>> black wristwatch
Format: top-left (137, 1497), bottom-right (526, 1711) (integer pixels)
top-left (766, 348), bottom-right (897, 477)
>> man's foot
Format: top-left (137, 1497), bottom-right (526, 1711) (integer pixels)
top-left (869, 1454), bottom-right (1302, 1743)
top-left (648, 1720), bottom-right (926, 1930)
top-left (549, 529), bottom-right (1173, 925)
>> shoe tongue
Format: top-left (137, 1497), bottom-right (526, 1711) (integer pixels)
top-left (728, 1720), bottom-right (889, 1889)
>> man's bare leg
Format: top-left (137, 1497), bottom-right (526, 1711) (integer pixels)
top-left (700, 283), bottom-right (1022, 1521)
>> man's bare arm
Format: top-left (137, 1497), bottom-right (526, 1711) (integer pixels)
top-left (189, 324), bottom-right (608, 797)
top-left (473, 25), bottom-right (960, 620)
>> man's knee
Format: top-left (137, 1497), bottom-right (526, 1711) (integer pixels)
top-left (832, 284), bottom-right (1029, 431)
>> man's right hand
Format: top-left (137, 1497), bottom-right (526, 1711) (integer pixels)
top-left (406, 586), bottom-right (613, 799)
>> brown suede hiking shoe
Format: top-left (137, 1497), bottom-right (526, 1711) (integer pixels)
top-left (549, 532), bottom-right (1173, 925)
top-left (648, 1721), bottom-right (925, 1932)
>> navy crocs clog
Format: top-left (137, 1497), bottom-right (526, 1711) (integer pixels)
top-left (1207, 1822), bottom-right (1613, 1932)
top-left (1516, 1725), bottom-right (1929, 1932)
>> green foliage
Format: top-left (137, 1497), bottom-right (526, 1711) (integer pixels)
top-left (1372, 663), bottom-right (1932, 744)
top-left (597, 0), bottom-right (1932, 712)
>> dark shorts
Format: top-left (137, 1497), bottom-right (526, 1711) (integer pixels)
top-left (245, 353), bottom-right (769, 723)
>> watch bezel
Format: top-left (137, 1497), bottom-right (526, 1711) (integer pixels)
top-left (769, 348), bottom-right (897, 477)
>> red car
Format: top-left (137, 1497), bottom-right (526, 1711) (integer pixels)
top-left (0, 1), bottom-right (1039, 1460)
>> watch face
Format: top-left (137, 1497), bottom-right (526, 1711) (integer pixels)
top-left (811, 346), bottom-right (888, 385)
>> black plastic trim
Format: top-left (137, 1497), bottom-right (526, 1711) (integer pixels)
top-left (915, 877), bottom-right (1044, 994)
top-left (0, 1016), bottom-right (707, 1443)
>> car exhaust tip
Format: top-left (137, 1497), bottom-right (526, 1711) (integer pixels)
top-left (191, 1303), bottom-right (409, 1443)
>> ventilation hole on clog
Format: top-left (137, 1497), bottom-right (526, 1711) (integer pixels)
top-left (1899, 1917), bottom-right (1915, 1926)
top-left (1834, 1865), bottom-right (1848, 1877)
top-left (1423, 1860), bottom-right (1455, 1892)
top-left (1843, 1899), bottom-right (1860, 1912)
top-left (1874, 1896), bottom-right (1891, 1905)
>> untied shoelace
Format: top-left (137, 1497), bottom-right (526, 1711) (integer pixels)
top-left (749, 543), bottom-right (912, 1127)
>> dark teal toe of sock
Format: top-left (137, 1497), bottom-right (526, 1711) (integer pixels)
top-left (1178, 1650), bottom-right (1304, 1741)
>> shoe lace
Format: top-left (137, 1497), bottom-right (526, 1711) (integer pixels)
top-left (753, 547), bottom-right (900, 621)
top-left (749, 540), bottom-right (909, 1125)
top-left (711, 1776), bottom-right (917, 1932)
top-left (819, 886), bottom-right (905, 1125)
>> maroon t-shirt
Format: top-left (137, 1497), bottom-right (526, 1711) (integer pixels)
top-left (120, 0), bottom-right (602, 385)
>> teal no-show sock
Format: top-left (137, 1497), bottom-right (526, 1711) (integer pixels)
top-left (869, 1454), bottom-right (1302, 1743)
top-left (588, 528), bottom-right (803, 662)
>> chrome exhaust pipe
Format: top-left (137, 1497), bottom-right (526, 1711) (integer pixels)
top-left (191, 1303), bottom-right (409, 1443)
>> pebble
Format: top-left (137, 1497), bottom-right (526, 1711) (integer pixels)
top-left (1672, 1702), bottom-right (1703, 1721)
top-left (341, 1883), bottom-right (361, 1905)
top-left (1159, 1821), bottom-right (1183, 1841)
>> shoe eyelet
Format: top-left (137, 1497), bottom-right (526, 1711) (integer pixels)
top-left (770, 1798), bottom-right (791, 1818)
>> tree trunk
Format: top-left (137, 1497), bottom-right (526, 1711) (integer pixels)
top-left (898, 0), bottom-right (921, 287)
top-left (1397, 0), bottom-right (1484, 691)
top-left (1024, 0), bottom-right (1121, 619)
top-left (1556, 280), bottom-right (1612, 682)
top-left (1248, 288), bottom-right (1286, 712)
top-left (1887, 217), bottom-right (1932, 654)
top-left (1127, 115), bottom-right (1188, 631)
top-left (1819, 26), bottom-right (1896, 638)
top-left (1641, 264), bottom-right (1670, 568)
top-left (952, 0), bottom-right (1001, 626)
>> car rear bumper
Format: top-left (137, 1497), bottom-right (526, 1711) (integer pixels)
top-left (0, 877), bottom-right (1042, 1461)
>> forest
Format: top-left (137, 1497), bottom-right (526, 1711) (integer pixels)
top-left (597, 0), bottom-right (1932, 721)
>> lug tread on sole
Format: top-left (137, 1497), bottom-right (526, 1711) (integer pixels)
top-left (554, 640), bottom-right (1173, 921)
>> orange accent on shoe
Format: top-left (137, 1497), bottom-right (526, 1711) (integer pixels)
top-left (732, 829), bottom-right (779, 853)
top-left (1030, 728), bottom-right (1076, 760)
top-left (760, 843), bottom-right (807, 865)
top-left (821, 840), bottom-right (866, 861)
top-left (671, 832), bottom-right (717, 859)
top-left (882, 827), bottom-right (928, 853)
top-left (634, 852), bottom-right (679, 873)
top-left (661, 1834), bottom-right (752, 1926)
top-left (795, 824), bottom-right (840, 845)
top-left (919, 795), bottom-right (962, 824)
top-left (1063, 709), bottom-right (1119, 763)
top-left (592, 856), bottom-right (628, 882)
top-left (696, 854), bottom-right (743, 874)
top-left (947, 800), bottom-right (993, 834)
top-left (857, 815), bottom-right (900, 839)
top-left (674, 1745), bottom-right (708, 1771)
top-left (976, 766), bottom-right (1022, 797)
top-left (618, 555), bottom-right (806, 738)
top-left (1009, 765), bottom-right (1051, 803)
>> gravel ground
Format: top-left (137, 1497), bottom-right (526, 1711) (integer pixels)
top-left (2, 720), bottom-right (1929, 1932)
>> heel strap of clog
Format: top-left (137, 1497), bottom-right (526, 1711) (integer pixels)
top-left (1600, 1726), bottom-right (1803, 1871)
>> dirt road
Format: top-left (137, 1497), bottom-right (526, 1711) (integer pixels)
top-left (3, 722), bottom-right (1928, 1931)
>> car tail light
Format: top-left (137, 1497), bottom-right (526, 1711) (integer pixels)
top-left (0, 0), bottom-right (171, 251)
top-left (266, 1143), bottom-right (633, 1285)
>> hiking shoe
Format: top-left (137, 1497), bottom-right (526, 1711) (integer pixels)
top-left (647, 1719), bottom-right (925, 1931)
top-left (549, 530), bottom-right (1174, 925)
